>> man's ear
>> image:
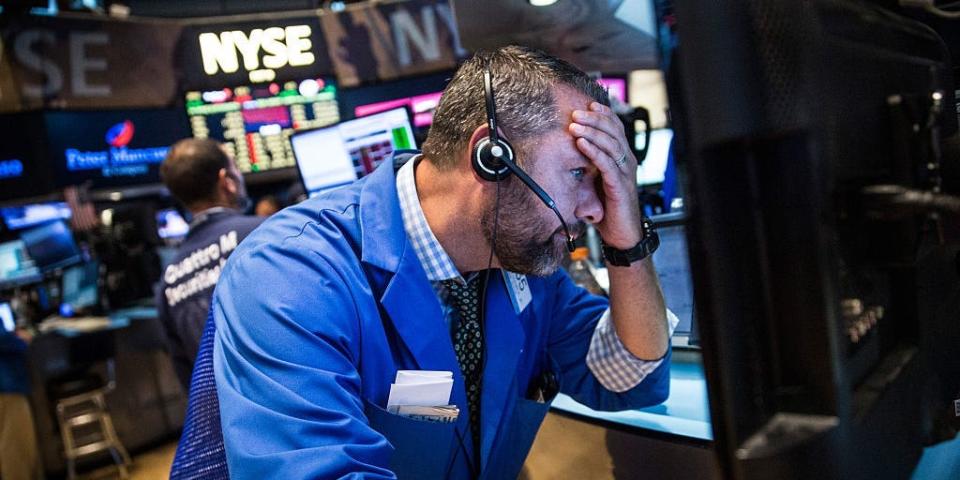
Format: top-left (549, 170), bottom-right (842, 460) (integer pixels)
top-left (467, 125), bottom-right (490, 160)
top-left (219, 168), bottom-right (237, 196)
top-left (466, 125), bottom-right (491, 181)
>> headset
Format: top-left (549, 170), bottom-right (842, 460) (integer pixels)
top-left (471, 62), bottom-right (577, 253)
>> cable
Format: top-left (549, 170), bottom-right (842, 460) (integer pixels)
top-left (450, 171), bottom-right (501, 480)
top-left (861, 184), bottom-right (960, 216)
top-left (480, 173), bottom-right (501, 369)
top-left (925, 3), bottom-right (960, 17)
top-left (899, 0), bottom-right (960, 18)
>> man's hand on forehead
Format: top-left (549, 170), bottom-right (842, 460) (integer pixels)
top-left (569, 102), bottom-right (644, 249)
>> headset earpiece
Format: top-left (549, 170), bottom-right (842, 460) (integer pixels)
top-left (473, 136), bottom-right (513, 182)
top-left (472, 62), bottom-right (515, 182)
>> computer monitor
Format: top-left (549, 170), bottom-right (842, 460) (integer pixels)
top-left (597, 77), bottom-right (628, 103)
top-left (156, 208), bottom-right (190, 240)
top-left (20, 220), bottom-right (81, 272)
top-left (0, 202), bottom-right (72, 231)
top-left (60, 261), bottom-right (99, 314)
top-left (649, 213), bottom-right (696, 346)
top-left (185, 78), bottom-right (340, 175)
top-left (338, 71), bottom-right (453, 131)
top-left (670, 0), bottom-right (959, 477)
top-left (636, 128), bottom-right (674, 186)
top-left (292, 108), bottom-right (416, 197)
top-left (0, 302), bottom-right (14, 332)
top-left (629, 69), bottom-right (670, 129)
top-left (0, 240), bottom-right (41, 287)
top-left (355, 91), bottom-right (443, 128)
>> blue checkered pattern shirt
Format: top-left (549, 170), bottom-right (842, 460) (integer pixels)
top-left (396, 156), bottom-right (678, 392)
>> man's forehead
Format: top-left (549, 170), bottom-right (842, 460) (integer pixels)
top-left (552, 84), bottom-right (596, 114)
top-left (525, 126), bottom-right (590, 168)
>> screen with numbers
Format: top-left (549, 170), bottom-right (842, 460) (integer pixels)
top-left (185, 78), bottom-right (340, 175)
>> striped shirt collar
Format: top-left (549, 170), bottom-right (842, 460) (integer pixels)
top-left (396, 155), bottom-right (466, 284)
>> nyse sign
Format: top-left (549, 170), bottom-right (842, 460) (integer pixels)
top-left (1, 17), bottom-right (182, 111)
top-left (11, 30), bottom-right (111, 99)
top-left (198, 25), bottom-right (316, 83)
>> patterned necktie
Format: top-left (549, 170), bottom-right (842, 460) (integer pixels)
top-left (442, 273), bottom-right (485, 459)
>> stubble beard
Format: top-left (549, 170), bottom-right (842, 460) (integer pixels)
top-left (480, 178), bottom-right (570, 277)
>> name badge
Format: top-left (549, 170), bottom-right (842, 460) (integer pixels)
top-left (502, 271), bottom-right (532, 314)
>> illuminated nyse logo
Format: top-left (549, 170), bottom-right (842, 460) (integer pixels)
top-left (65, 120), bottom-right (168, 177)
top-left (198, 25), bottom-right (316, 83)
top-left (0, 159), bottom-right (24, 180)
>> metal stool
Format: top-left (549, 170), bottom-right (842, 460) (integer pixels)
top-left (51, 360), bottom-right (132, 480)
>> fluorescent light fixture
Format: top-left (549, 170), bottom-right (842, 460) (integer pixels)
top-left (529, 0), bottom-right (559, 6)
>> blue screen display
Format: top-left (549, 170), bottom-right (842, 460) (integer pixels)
top-left (0, 202), bottom-right (72, 231)
top-left (0, 240), bottom-right (40, 287)
top-left (20, 220), bottom-right (81, 272)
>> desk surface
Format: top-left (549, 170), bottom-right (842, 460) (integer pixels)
top-left (38, 306), bottom-right (158, 337)
top-left (550, 349), bottom-right (713, 442)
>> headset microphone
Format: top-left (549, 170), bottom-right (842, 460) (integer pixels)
top-left (473, 63), bottom-right (576, 253)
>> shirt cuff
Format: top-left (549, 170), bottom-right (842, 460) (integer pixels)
top-left (586, 308), bottom-right (680, 393)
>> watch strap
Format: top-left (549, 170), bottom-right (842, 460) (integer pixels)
top-left (601, 229), bottom-right (660, 267)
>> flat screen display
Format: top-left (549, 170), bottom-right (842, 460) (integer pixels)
top-left (598, 77), bottom-right (628, 103)
top-left (292, 108), bottom-right (415, 197)
top-left (629, 69), bottom-right (670, 129)
top-left (156, 208), bottom-right (190, 240)
top-left (45, 109), bottom-right (190, 190)
top-left (337, 71), bottom-right (453, 132)
top-left (652, 220), bottom-right (695, 340)
top-left (0, 240), bottom-right (40, 287)
top-left (355, 91), bottom-right (443, 128)
top-left (20, 220), bottom-right (81, 272)
top-left (0, 303), bottom-right (14, 332)
top-left (185, 78), bottom-right (340, 175)
top-left (1, 202), bottom-right (72, 231)
top-left (61, 261), bottom-right (100, 312)
top-left (636, 128), bottom-right (674, 186)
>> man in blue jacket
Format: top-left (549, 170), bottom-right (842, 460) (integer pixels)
top-left (213, 46), bottom-right (678, 479)
top-left (157, 139), bottom-right (262, 389)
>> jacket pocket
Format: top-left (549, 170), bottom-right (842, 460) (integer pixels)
top-left (485, 396), bottom-right (551, 480)
top-left (363, 398), bottom-right (457, 479)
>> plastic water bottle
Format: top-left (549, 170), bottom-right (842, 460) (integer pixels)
top-left (567, 247), bottom-right (607, 297)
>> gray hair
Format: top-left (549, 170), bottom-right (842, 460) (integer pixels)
top-left (421, 45), bottom-right (610, 170)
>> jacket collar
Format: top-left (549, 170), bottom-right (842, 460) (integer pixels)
top-left (358, 151), bottom-right (417, 273)
top-left (357, 151), bottom-right (466, 374)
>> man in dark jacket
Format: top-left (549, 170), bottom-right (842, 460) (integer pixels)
top-left (157, 139), bottom-right (263, 389)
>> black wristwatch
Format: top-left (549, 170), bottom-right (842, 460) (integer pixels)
top-left (601, 218), bottom-right (659, 267)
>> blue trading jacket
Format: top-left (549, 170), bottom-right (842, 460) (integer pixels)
top-left (212, 152), bottom-right (671, 479)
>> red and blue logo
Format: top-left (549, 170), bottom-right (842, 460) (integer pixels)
top-left (105, 120), bottom-right (135, 148)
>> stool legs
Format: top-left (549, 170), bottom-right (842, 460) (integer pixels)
top-left (56, 390), bottom-right (132, 479)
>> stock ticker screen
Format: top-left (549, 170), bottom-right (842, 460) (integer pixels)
top-left (185, 78), bottom-right (340, 174)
